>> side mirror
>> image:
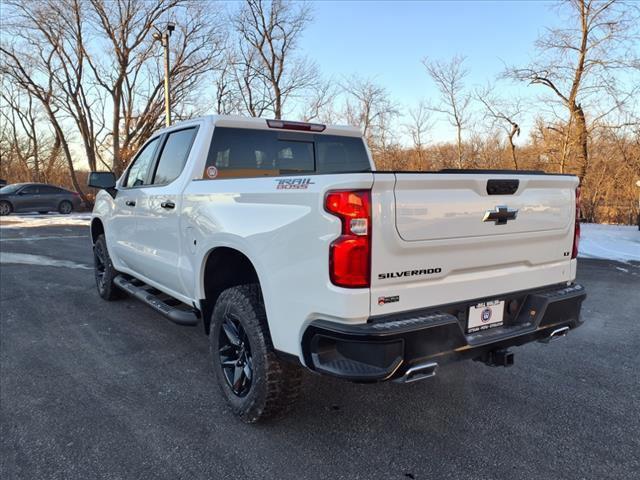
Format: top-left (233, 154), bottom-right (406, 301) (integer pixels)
top-left (88, 171), bottom-right (116, 190)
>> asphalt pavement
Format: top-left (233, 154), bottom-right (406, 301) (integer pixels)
top-left (1, 219), bottom-right (639, 480)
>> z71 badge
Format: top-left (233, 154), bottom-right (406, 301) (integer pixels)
top-left (276, 178), bottom-right (314, 190)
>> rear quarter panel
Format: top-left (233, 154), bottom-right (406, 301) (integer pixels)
top-left (181, 173), bottom-right (374, 358)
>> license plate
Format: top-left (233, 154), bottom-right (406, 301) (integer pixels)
top-left (467, 300), bottom-right (505, 333)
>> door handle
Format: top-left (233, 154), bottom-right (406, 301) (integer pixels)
top-left (161, 201), bottom-right (175, 210)
top-left (125, 200), bottom-right (136, 207)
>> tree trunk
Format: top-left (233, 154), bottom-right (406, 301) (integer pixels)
top-left (508, 126), bottom-right (518, 170)
top-left (112, 78), bottom-right (123, 174)
top-left (574, 104), bottom-right (589, 182)
top-left (274, 84), bottom-right (282, 119)
top-left (456, 123), bottom-right (463, 168)
top-left (45, 108), bottom-right (88, 203)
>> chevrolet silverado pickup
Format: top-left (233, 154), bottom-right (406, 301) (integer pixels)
top-left (88, 115), bottom-right (586, 422)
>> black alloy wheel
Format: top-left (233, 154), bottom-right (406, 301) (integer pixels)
top-left (209, 284), bottom-right (302, 422)
top-left (93, 234), bottom-right (122, 301)
top-left (94, 239), bottom-right (107, 292)
top-left (218, 313), bottom-right (253, 397)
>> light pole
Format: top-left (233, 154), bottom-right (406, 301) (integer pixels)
top-left (153, 22), bottom-right (175, 127)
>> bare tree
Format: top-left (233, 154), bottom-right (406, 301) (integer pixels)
top-left (87, 0), bottom-right (225, 172)
top-left (342, 75), bottom-right (399, 141)
top-left (1, 30), bottom-right (87, 199)
top-left (233, 0), bottom-right (317, 119)
top-left (403, 100), bottom-right (433, 167)
top-left (301, 78), bottom-right (337, 123)
top-left (476, 84), bottom-right (524, 169)
top-left (2, 0), bottom-right (225, 177)
top-left (422, 55), bottom-right (472, 168)
top-left (3, 0), bottom-right (105, 173)
top-left (506, 0), bottom-right (640, 179)
top-left (228, 45), bottom-right (276, 117)
top-left (214, 53), bottom-right (243, 115)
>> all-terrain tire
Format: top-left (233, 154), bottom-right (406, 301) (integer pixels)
top-left (209, 284), bottom-right (302, 423)
top-left (93, 234), bottom-right (123, 301)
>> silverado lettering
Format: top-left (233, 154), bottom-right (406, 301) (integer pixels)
top-left (378, 268), bottom-right (442, 280)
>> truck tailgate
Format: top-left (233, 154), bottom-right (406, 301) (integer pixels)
top-left (370, 172), bottom-right (579, 315)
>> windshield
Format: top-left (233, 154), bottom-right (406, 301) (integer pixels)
top-left (0, 184), bottom-right (22, 194)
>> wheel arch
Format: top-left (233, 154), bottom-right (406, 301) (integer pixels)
top-left (200, 246), bottom-right (265, 335)
top-left (90, 217), bottom-right (105, 245)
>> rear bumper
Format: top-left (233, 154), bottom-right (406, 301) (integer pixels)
top-left (301, 283), bottom-right (586, 382)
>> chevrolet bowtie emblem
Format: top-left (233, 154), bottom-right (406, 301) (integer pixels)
top-left (483, 205), bottom-right (518, 225)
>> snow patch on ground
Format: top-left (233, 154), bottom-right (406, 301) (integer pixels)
top-left (0, 252), bottom-right (92, 269)
top-left (579, 223), bottom-right (640, 263)
top-left (0, 213), bottom-right (91, 229)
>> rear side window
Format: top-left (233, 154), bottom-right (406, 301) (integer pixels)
top-left (21, 185), bottom-right (40, 194)
top-left (40, 186), bottom-right (63, 194)
top-left (124, 137), bottom-right (160, 188)
top-left (152, 127), bottom-right (198, 185)
top-left (203, 127), bottom-right (370, 179)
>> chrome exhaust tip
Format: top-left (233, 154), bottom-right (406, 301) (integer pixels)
top-left (539, 326), bottom-right (570, 344)
top-left (395, 362), bottom-right (438, 383)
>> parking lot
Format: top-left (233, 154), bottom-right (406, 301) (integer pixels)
top-left (1, 216), bottom-right (639, 480)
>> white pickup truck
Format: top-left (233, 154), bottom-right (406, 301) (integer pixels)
top-left (89, 115), bottom-right (586, 422)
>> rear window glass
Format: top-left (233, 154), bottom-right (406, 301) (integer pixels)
top-left (204, 127), bottom-right (370, 179)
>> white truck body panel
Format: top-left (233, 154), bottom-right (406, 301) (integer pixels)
top-left (92, 115), bottom-right (580, 364)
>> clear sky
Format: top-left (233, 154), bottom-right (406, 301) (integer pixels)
top-left (296, 0), bottom-right (562, 143)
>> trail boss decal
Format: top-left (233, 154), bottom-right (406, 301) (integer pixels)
top-left (275, 178), bottom-right (314, 190)
top-left (378, 268), bottom-right (442, 280)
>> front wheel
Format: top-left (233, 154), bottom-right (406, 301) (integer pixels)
top-left (209, 284), bottom-right (302, 423)
top-left (93, 235), bottom-right (123, 301)
top-left (58, 200), bottom-right (72, 214)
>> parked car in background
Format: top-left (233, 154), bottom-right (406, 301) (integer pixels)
top-left (0, 179), bottom-right (7, 187)
top-left (0, 183), bottom-right (81, 215)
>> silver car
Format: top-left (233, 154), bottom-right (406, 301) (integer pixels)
top-left (0, 183), bottom-right (82, 216)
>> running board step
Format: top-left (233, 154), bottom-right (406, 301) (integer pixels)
top-left (113, 275), bottom-right (199, 326)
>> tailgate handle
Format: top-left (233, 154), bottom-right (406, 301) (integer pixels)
top-left (487, 179), bottom-right (519, 195)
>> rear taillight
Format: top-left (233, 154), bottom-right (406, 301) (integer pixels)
top-left (572, 187), bottom-right (581, 259)
top-left (325, 190), bottom-right (371, 288)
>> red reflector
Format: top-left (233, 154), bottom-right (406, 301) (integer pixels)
top-left (266, 119), bottom-right (326, 132)
top-left (572, 187), bottom-right (581, 259)
top-left (330, 237), bottom-right (370, 288)
top-left (325, 190), bottom-right (371, 288)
